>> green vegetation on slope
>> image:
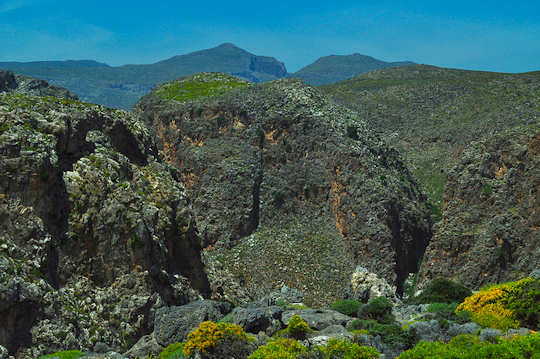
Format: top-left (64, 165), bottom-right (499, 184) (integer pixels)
top-left (154, 73), bottom-right (250, 102)
top-left (321, 65), bottom-right (540, 221)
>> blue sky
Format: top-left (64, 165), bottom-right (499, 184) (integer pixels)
top-left (0, 0), bottom-right (538, 73)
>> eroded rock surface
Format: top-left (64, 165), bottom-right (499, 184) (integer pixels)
top-left (0, 92), bottom-right (205, 357)
top-left (0, 70), bottom-right (77, 100)
top-left (418, 123), bottom-right (540, 289)
top-left (136, 73), bottom-right (432, 305)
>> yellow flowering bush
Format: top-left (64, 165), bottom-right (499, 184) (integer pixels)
top-left (248, 338), bottom-right (306, 359)
top-left (456, 277), bottom-right (539, 330)
top-left (183, 321), bottom-right (253, 357)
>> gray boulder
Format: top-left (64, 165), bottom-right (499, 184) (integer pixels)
top-left (282, 309), bottom-right (351, 331)
top-left (308, 325), bottom-right (354, 346)
top-left (530, 269), bottom-right (540, 279)
top-left (154, 300), bottom-right (231, 346)
top-left (408, 320), bottom-right (447, 342)
top-left (478, 328), bottom-right (502, 343)
top-left (123, 334), bottom-right (163, 358)
top-left (229, 305), bottom-right (284, 334)
top-left (447, 322), bottom-right (481, 337)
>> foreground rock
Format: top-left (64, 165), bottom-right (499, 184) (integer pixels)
top-left (136, 73), bottom-right (432, 305)
top-left (418, 123), bottom-right (540, 289)
top-left (0, 91), bottom-right (206, 357)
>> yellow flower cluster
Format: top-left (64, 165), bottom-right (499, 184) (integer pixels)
top-left (456, 279), bottom-right (533, 330)
top-left (183, 321), bottom-right (250, 356)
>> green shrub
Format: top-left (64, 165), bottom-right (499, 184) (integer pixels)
top-left (410, 278), bottom-right (472, 304)
top-left (348, 320), bottom-right (417, 348)
top-left (426, 302), bottom-right (470, 323)
top-left (358, 297), bottom-right (394, 322)
top-left (158, 342), bottom-right (185, 359)
top-left (248, 338), bottom-right (306, 359)
top-left (38, 350), bottom-right (85, 359)
top-left (331, 299), bottom-right (363, 316)
top-left (322, 338), bottom-right (379, 359)
top-left (287, 314), bottom-right (312, 339)
top-left (397, 333), bottom-right (540, 359)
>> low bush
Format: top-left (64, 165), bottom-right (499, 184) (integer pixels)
top-left (427, 302), bottom-right (471, 324)
top-left (38, 351), bottom-right (85, 359)
top-left (287, 314), bottom-right (312, 339)
top-left (410, 278), bottom-right (472, 304)
top-left (397, 333), bottom-right (540, 359)
top-left (348, 319), bottom-right (417, 349)
top-left (331, 299), bottom-right (363, 316)
top-left (456, 277), bottom-right (539, 330)
top-left (322, 338), bottom-right (380, 359)
top-left (248, 338), bottom-right (306, 359)
top-left (358, 297), bottom-right (394, 322)
top-left (183, 321), bottom-right (254, 358)
top-left (158, 342), bottom-right (185, 359)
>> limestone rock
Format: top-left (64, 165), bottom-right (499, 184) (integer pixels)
top-left (281, 309), bottom-right (351, 331)
top-left (123, 334), bottom-right (163, 359)
top-left (350, 266), bottom-right (398, 302)
top-left (136, 73), bottom-right (432, 305)
top-left (154, 300), bottom-right (231, 347)
top-left (418, 123), bottom-right (540, 289)
top-left (0, 70), bottom-right (77, 99)
top-left (0, 88), bottom-right (205, 357)
top-left (229, 305), bottom-right (284, 334)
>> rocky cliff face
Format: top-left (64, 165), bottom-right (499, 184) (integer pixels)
top-left (0, 91), bottom-right (205, 357)
top-left (0, 70), bottom-right (78, 100)
top-left (417, 123), bottom-right (540, 289)
top-left (136, 73), bottom-right (432, 306)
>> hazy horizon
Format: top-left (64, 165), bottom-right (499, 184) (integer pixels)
top-left (0, 0), bottom-right (539, 73)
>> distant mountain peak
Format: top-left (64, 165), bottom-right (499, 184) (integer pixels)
top-left (291, 53), bottom-right (415, 85)
top-left (215, 42), bottom-right (239, 49)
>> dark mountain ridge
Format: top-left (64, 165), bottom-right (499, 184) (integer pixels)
top-left (0, 43), bottom-right (414, 109)
top-left (290, 53), bottom-right (415, 85)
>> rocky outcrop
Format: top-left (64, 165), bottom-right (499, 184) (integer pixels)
top-left (418, 123), bottom-right (540, 289)
top-left (136, 73), bottom-right (432, 305)
top-left (153, 300), bottom-right (231, 347)
top-left (0, 70), bottom-right (77, 99)
top-left (0, 91), bottom-right (206, 357)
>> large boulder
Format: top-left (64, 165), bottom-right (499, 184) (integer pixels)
top-left (281, 309), bottom-right (352, 331)
top-left (154, 300), bottom-right (231, 347)
top-left (418, 123), bottom-right (540, 289)
top-left (229, 305), bottom-right (284, 334)
top-left (136, 73), bottom-right (432, 305)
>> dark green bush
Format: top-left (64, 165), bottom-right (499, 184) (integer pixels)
top-left (397, 333), bottom-right (540, 359)
top-left (410, 278), bottom-right (472, 304)
top-left (358, 297), bottom-right (394, 322)
top-left (349, 319), bottom-right (417, 349)
top-left (503, 278), bottom-right (540, 330)
top-left (331, 299), bottom-right (363, 316)
top-left (426, 302), bottom-right (470, 324)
